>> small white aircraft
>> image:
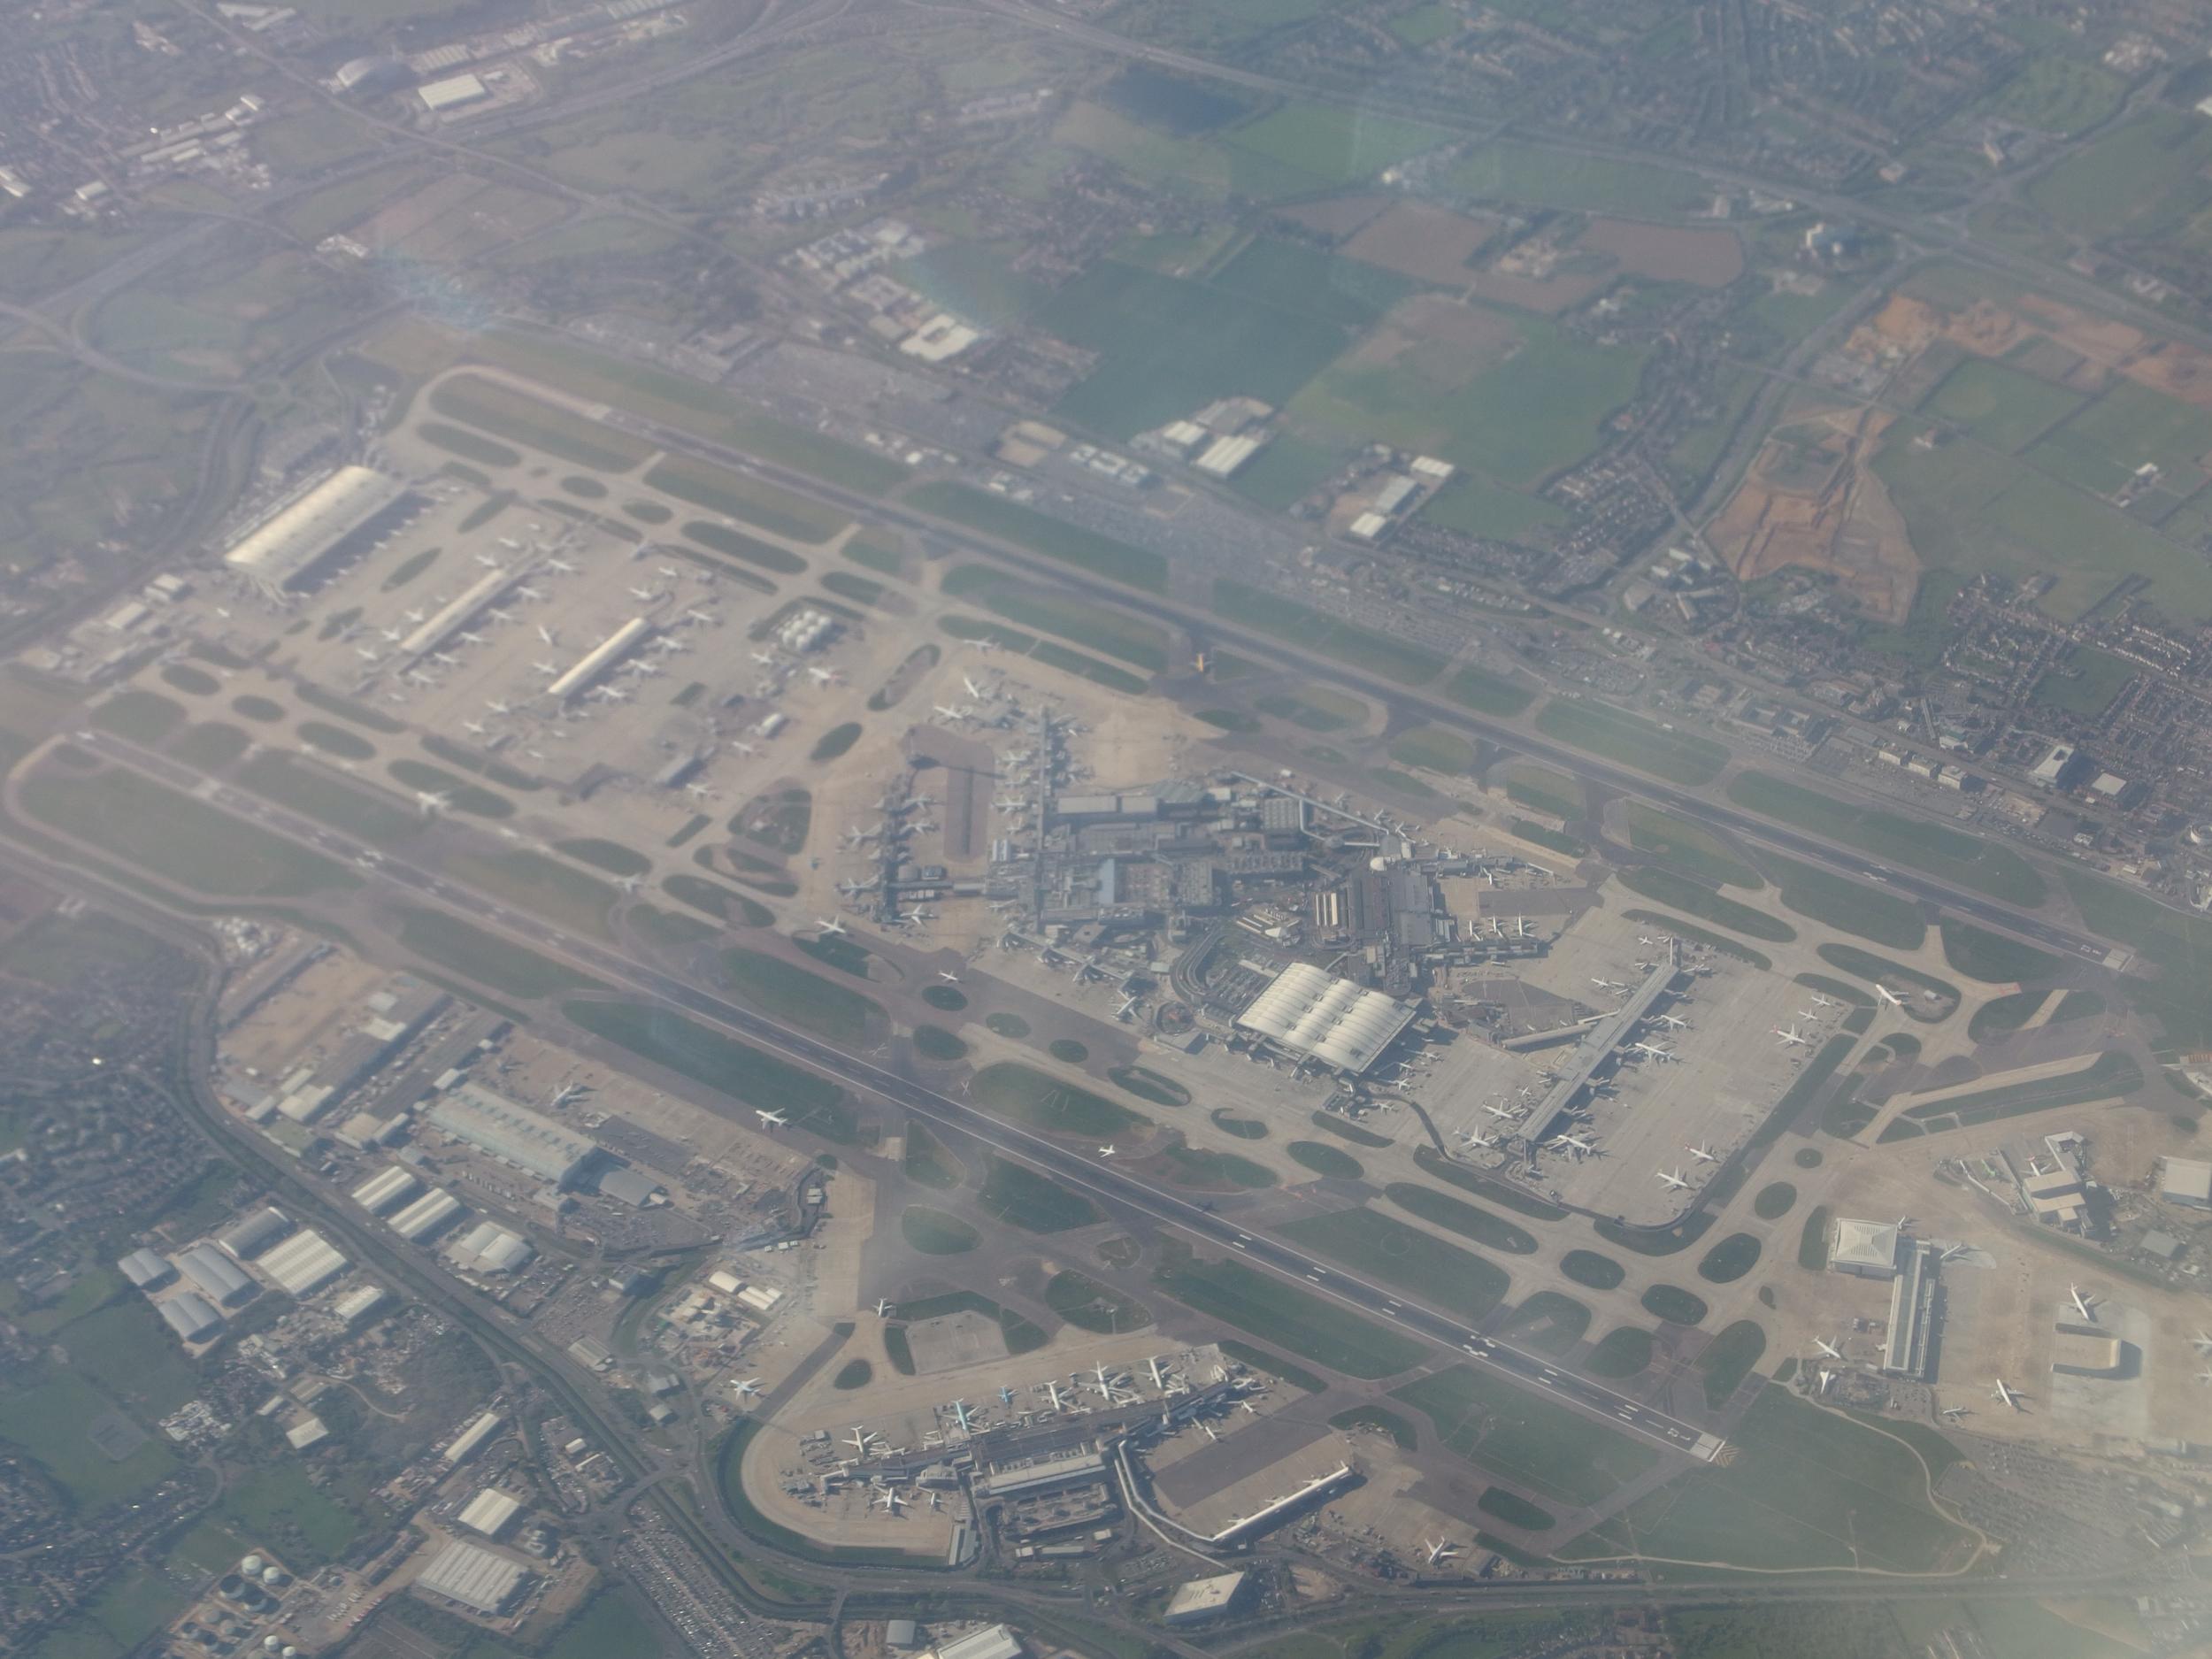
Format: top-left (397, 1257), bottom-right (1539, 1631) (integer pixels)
top-left (516, 585), bottom-right (546, 600)
top-left (757, 1110), bottom-right (787, 1129)
top-left (1773, 1025), bottom-right (1811, 1048)
top-left (627, 586), bottom-right (659, 603)
top-left (536, 624), bottom-right (558, 645)
top-left (1116, 993), bottom-right (1140, 1021)
top-left (1814, 1337), bottom-right (1844, 1361)
top-left (1655, 1168), bottom-right (1691, 1191)
top-left (533, 660), bottom-right (559, 676)
top-left (1424, 1540), bottom-right (1459, 1565)
top-left (616, 875), bottom-right (643, 895)
top-left (355, 647), bottom-right (382, 663)
top-left (1555, 1133), bottom-right (1594, 1154)
top-left (1655, 1013), bottom-right (1689, 1029)
top-left (416, 790), bottom-right (452, 817)
top-left (457, 630), bottom-right (487, 645)
top-left (947, 1400), bottom-right (974, 1433)
top-left (1875, 984), bottom-right (1906, 1008)
top-left (656, 565), bottom-right (680, 580)
top-left (1686, 1142), bottom-right (1719, 1164)
top-left (731, 1378), bottom-right (762, 1398)
top-left (731, 739), bottom-right (755, 756)
top-left (933, 704), bottom-right (968, 721)
top-left (845, 1427), bottom-right (876, 1458)
top-left (474, 552), bottom-right (503, 569)
top-left (938, 971), bottom-right (960, 984)
top-left (1096, 1145), bottom-right (1118, 1158)
top-left (403, 608), bottom-right (426, 624)
top-left (1631, 1042), bottom-right (1676, 1062)
top-left (749, 651), bottom-right (777, 666)
top-left (1809, 994), bottom-right (1837, 1009)
top-left (379, 626), bottom-right (404, 642)
top-left (806, 665), bottom-right (841, 686)
top-left (1939, 1404), bottom-right (1970, 1420)
top-left (875, 1299), bottom-right (895, 1317)
top-left (1457, 1128), bottom-right (1497, 1149)
top-left (963, 674), bottom-right (988, 699)
top-left (547, 557), bottom-right (578, 573)
top-left (1592, 977), bottom-right (1624, 991)
top-left (590, 685), bottom-right (631, 703)
top-left (488, 607), bottom-right (516, 625)
top-left (1992, 1378), bottom-right (2024, 1410)
top-left (463, 720), bottom-right (488, 736)
top-left (486, 698), bottom-right (512, 714)
top-left (1484, 1102), bottom-right (1518, 1121)
top-left (817, 917), bottom-right (849, 935)
top-left (2070, 1285), bottom-right (2097, 1322)
top-left (2192, 1332), bottom-right (2212, 1356)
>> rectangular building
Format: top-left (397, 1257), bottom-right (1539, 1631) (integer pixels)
top-left (352, 1165), bottom-right (420, 1214)
top-left (390, 1187), bottom-right (465, 1241)
top-left (457, 1488), bottom-right (522, 1539)
top-left (217, 1206), bottom-right (292, 1260)
top-left (2160, 1156), bottom-right (2211, 1210)
top-left (258, 1229), bottom-right (349, 1297)
top-left (1164, 1571), bottom-right (1248, 1626)
top-left (427, 1083), bottom-right (597, 1187)
top-left (414, 1537), bottom-right (530, 1616)
top-left (176, 1243), bottom-right (257, 1306)
top-left (442, 1409), bottom-right (503, 1466)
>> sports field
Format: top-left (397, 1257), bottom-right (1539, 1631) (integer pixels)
top-left (1279, 1206), bottom-right (1511, 1319)
top-left (1391, 1364), bottom-right (1659, 1507)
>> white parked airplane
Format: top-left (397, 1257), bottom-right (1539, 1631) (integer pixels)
top-left (474, 552), bottom-right (503, 569)
top-left (533, 660), bottom-right (559, 676)
top-left (938, 971), bottom-right (961, 984)
top-left (616, 875), bottom-right (643, 895)
top-left (1591, 977), bottom-right (1624, 990)
top-left (547, 557), bottom-right (577, 573)
top-left (516, 585), bottom-right (545, 600)
top-left (1096, 1145), bottom-right (1117, 1158)
top-left (1655, 1169), bottom-right (1691, 1191)
top-left (1686, 1142), bottom-right (1719, 1164)
top-left (463, 720), bottom-right (488, 736)
top-left (416, 790), bottom-right (451, 817)
top-left (845, 1427), bottom-right (876, 1458)
top-left (757, 1110), bottom-right (787, 1129)
top-left (486, 699), bottom-right (512, 714)
top-left (1484, 1102), bottom-right (1518, 1121)
top-left (1655, 1013), bottom-right (1689, 1029)
top-left (933, 704), bottom-right (968, 721)
top-left (1115, 994), bottom-right (1140, 1021)
top-left (536, 624), bottom-right (558, 644)
top-left (1939, 1404), bottom-right (1970, 1420)
top-left (875, 1299), bottom-right (895, 1317)
top-left (963, 674), bottom-right (988, 699)
top-left (1773, 1025), bottom-right (1811, 1047)
top-left (378, 626), bottom-right (404, 642)
top-left (732, 1378), bottom-right (762, 1398)
top-left (2192, 1332), bottom-right (2212, 1356)
top-left (590, 685), bottom-right (631, 703)
top-left (1424, 1540), bottom-right (1459, 1565)
top-left (2070, 1285), bottom-right (2097, 1321)
top-left (731, 740), bottom-right (755, 756)
top-left (1875, 984), bottom-right (1906, 1008)
top-left (1814, 1337), bottom-right (1844, 1360)
top-left (947, 1400), bottom-right (973, 1433)
top-left (1457, 1128), bottom-right (1497, 1149)
top-left (657, 565), bottom-right (680, 580)
top-left (1809, 994), bottom-right (1837, 1009)
top-left (686, 781), bottom-right (714, 800)
top-left (807, 665), bottom-right (841, 685)
top-left (1555, 1133), bottom-right (1594, 1154)
top-left (1631, 1042), bottom-right (1676, 1062)
top-left (403, 608), bottom-right (426, 623)
top-left (457, 630), bottom-right (487, 645)
top-left (627, 587), bottom-right (659, 603)
top-left (817, 917), bottom-right (848, 935)
top-left (488, 607), bottom-right (517, 625)
top-left (749, 651), bottom-right (777, 666)
top-left (1993, 1379), bottom-right (2024, 1410)
top-left (355, 647), bottom-right (382, 663)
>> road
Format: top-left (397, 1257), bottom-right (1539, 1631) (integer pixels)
top-left (72, 727), bottom-right (1722, 1467)
top-left (595, 406), bottom-right (2125, 970)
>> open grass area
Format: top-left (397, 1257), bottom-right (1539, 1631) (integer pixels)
top-left (900, 1205), bottom-right (980, 1255)
top-left (2032, 645), bottom-right (2138, 718)
top-left (1386, 726), bottom-right (1476, 773)
top-left (662, 873), bottom-right (772, 927)
top-left (1154, 1247), bottom-right (1427, 1379)
top-left (1640, 1283), bottom-right (1708, 1324)
top-left (910, 480), bottom-right (1165, 591)
top-left (428, 373), bottom-right (653, 472)
top-left (1763, 853), bottom-right (1925, 949)
top-left (1696, 1233), bottom-right (1763, 1284)
top-left (388, 757), bottom-right (511, 818)
top-left (1586, 1325), bottom-right (1655, 1379)
top-left (1497, 763), bottom-right (1586, 820)
top-left (940, 565), bottom-right (1170, 669)
top-left (1393, 1364), bottom-right (1660, 1507)
top-left (561, 998), bottom-right (858, 1140)
top-left (1753, 1181), bottom-right (1798, 1220)
top-left (91, 688), bottom-right (185, 744)
top-left (1256, 686), bottom-right (1370, 731)
top-left (23, 765), bottom-right (357, 898)
top-left (978, 1155), bottom-right (1102, 1232)
top-left (1695, 1317), bottom-right (1768, 1406)
top-left (1969, 987), bottom-right (2102, 1041)
top-left (1498, 1289), bottom-right (1591, 1357)
top-left (902, 1122), bottom-right (962, 1189)
top-left (1280, 1206), bottom-right (1511, 1319)
top-left (642, 454), bottom-right (849, 544)
top-left (1214, 579), bottom-right (1446, 684)
top-left (685, 518), bottom-right (806, 575)
top-left (1622, 804), bottom-right (1761, 888)
top-left (1816, 945), bottom-right (1959, 1006)
top-left (2061, 866), bottom-right (2212, 1048)
top-left (1044, 1270), bottom-right (1151, 1333)
top-left (1560, 1249), bottom-right (1624, 1290)
top-left (969, 1061), bottom-right (1146, 1137)
top-left (1440, 663), bottom-right (1535, 717)
top-left (1384, 1181), bottom-right (1538, 1254)
top-left (395, 906), bottom-right (595, 1001)
top-left (1287, 1140), bottom-right (1363, 1179)
top-left (419, 420), bottom-right (522, 469)
top-left (1728, 772), bottom-right (2046, 905)
top-left (448, 848), bottom-right (616, 941)
top-left (1618, 868), bottom-right (1793, 941)
top-left (1157, 1142), bottom-right (1277, 1189)
top-left (1919, 357), bottom-right (2084, 451)
top-left (1409, 1149), bottom-right (1568, 1219)
top-left (718, 949), bottom-right (880, 1044)
top-left (1883, 1050), bottom-right (2143, 1141)
top-left (236, 751), bottom-right (423, 848)
top-left (1938, 918), bottom-right (2063, 985)
top-left (1534, 701), bottom-right (1726, 786)
top-left (3, 1371), bottom-right (179, 1510)
top-left (1560, 1387), bottom-right (1974, 1571)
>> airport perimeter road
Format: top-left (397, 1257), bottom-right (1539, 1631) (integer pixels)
top-left (74, 730), bottom-right (1720, 1464)
top-left (595, 409), bottom-right (2121, 969)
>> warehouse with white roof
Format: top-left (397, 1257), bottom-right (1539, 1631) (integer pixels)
top-left (1234, 962), bottom-right (1417, 1075)
top-left (223, 465), bottom-right (407, 596)
top-left (457, 1488), bottom-right (522, 1539)
top-left (389, 1187), bottom-right (465, 1241)
top-left (1829, 1216), bottom-right (1903, 1279)
top-left (413, 1537), bottom-right (532, 1616)
top-left (446, 1220), bottom-right (533, 1275)
top-left (427, 1083), bottom-right (597, 1187)
top-left (176, 1243), bottom-right (258, 1306)
top-left (352, 1165), bottom-right (420, 1214)
top-left (257, 1229), bottom-right (349, 1297)
top-left (160, 1292), bottom-right (225, 1343)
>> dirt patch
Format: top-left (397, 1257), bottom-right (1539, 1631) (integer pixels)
top-left (1336, 292), bottom-right (1522, 384)
top-left (1274, 193), bottom-right (1394, 239)
top-left (1343, 201), bottom-right (1501, 284)
top-left (1580, 218), bottom-right (1743, 287)
top-left (1706, 406), bottom-right (1922, 623)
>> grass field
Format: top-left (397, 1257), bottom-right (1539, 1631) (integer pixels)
top-left (1938, 918), bottom-right (2062, 985)
top-left (447, 849), bottom-right (615, 941)
top-left (1447, 141), bottom-right (1711, 216)
top-left (909, 481), bottom-right (1165, 591)
top-left (718, 950), bottom-right (880, 1043)
top-left (685, 518), bottom-right (806, 575)
top-left (1559, 1387), bottom-right (1975, 1571)
top-left (2029, 378), bottom-right (2212, 498)
top-left (1919, 357), bottom-right (2083, 452)
top-left (1497, 762), bottom-right (1585, 820)
top-left (1214, 579), bottom-right (1446, 684)
top-left (395, 906), bottom-right (595, 1000)
top-left (1560, 1249), bottom-right (1624, 1290)
top-left (91, 688), bottom-right (185, 744)
top-left (1762, 854), bottom-right (1926, 949)
top-left (1725, 770), bottom-right (2035, 902)
top-left (1384, 1181), bottom-right (1538, 1254)
top-left (2061, 866), bottom-right (2212, 1048)
top-left (1279, 1206), bottom-right (1511, 1319)
top-left (1640, 1283), bottom-right (1708, 1324)
top-left (419, 420), bottom-right (522, 470)
top-left (900, 1205), bottom-right (981, 1254)
top-left (940, 566), bottom-right (1169, 668)
top-left (1497, 1289), bottom-right (1590, 1357)
top-left (1419, 474), bottom-right (1566, 541)
top-left (1387, 727), bottom-right (1476, 772)
top-left (1816, 944), bottom-right (1960, 1005)
top-left (978, 1155), bottom-right (1102, 1231)
top-left (1586, 1325), bottom-right (1655, 1379)
top-left (561, 998), bottom-right (857, 1139)
top-left (1622, 804), bottom-right (1762, 887)
top-left (1980, 55), bottom-right (2126, 137)
top-left (662, 873), bottom-right (772, 926)
top-left (2032, 645), bottom-right (2137, 718)
top-left (1286, 1140), bottom-right (1363, 1179)
top-left (1226, 104), bottom-right (1451, 189)
top-left (1884, 1050), bottom-right (2142, 1140)
top-left (1753, 1181), bottom-right (1798, 1221)
top-left (902, 1122), bottom-right (963, 1189)
top-left (1696, 1233), bottom-right (1763, 1285)
top-left (1044, 1270), bottom-right (1151, 1333)
top-left (1534, 701), bottom-right (1726, 786)
top-left (1441, 662), bottom-right (1535, 717)
top-left (235, 751), bottom-right (423, 848)
top-left (969, 1062), bottom-right (1144, 1137)
top-left (1618, 868), bottom-right (1794, 941)
top-left (1392, 1364), bottom-right (1660, 1506)
top-left (4, 1371), bottom-right (179, 1509)
top-left (1255, 686), bottom-right (1368, 731)
top-left (1154, 1248), bottom-right (1427, 1379)
top-left (642, 455), bottom-right (849, 544)
top-left (23, 765), bottom-right (357, 898)
top-left (427, 373), bottom-right (652, 472)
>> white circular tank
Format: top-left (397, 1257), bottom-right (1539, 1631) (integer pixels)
top-left (264, 1638), bottom-right (283, 1653)
top-left (261, 1565), bottom-right (286, 1586)
top-left (1368, 855), bottom-right (1390, 872)
top-left (241, 1555), bottom-right (265, 1576)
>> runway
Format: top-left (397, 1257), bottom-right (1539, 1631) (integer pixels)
top-left (75, 729), bottom-right (1724, 1466)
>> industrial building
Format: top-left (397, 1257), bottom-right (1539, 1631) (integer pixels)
top-left (976, 1448), bottom-right (1108, 1501)
top-left (160, 1292), bottom-right (225, 1343)
top-left (1163, 1571), bottom-right (1249, 1626)
top-left (267, 978), bottom-right (447, 1124)
top-left (417, 72), bottom-right (491, 113)
top-left (546, 617), bottom-right (650, 702)
top-left (222, 465), bottom-right (411, 596)
top-left (413, 1537), bottom-right (532, 1617)
top-left (924, 1627), bottom-right (1023, 1659)
top-left (1880, 1242), bottom-right (1937, 1379)
top-left (426, 1082), bottom-right (598, 1187)
top-left (117, 1248), bottom-right (174, 1290)
top-left (352, 1165), bottom-right (421, 1214)
top-left (390, 1187), bottom-right (465, 1242)
top-left (457, 1488), bottom-right (523, 1540)
top-left (334, 1284), bottom-right (388, 1326)
top-left (2159, 1156), bottom-right (2211, 1210)
top-left (445, 1220), bottom-right (534, 1275)
top-left (217, 1207), bottom-right (292, 1260)
top-left (1233, 963), bottom-right (1418, 1076)
top-left (176, 1242), bottom-right (258, 1306)
top-left (1828, 1217), bottom-right (1903, 1279)
top-left (591, 1166), bottom-right (664, 1207)
top-left (257, 1229), bottom-right (349, 1297)
top-left (442, 1409), bottom-right (504, 1466)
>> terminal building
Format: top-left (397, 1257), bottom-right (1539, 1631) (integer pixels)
top-left (426, 1082), bottom-right (599, 1188)
top-left (1880, 1241), bottom-right (1938, 1380)
top-left (1233, 962), bottom-right (1418, 1076)
top-left (222, 465), bottom-right (417, 598)
top-left (1828, 1217), bottom-right (1903, 1279)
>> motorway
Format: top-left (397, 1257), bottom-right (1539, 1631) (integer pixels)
top-left (73, 728), bottom-right (1721, 1468)
top-left (592, 405), bottom-right (2127, 971)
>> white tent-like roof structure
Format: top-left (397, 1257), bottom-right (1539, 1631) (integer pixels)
top-left (1234, 963), bottom-right (1417, 1075)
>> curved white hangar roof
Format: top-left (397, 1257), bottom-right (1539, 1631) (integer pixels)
top-left (1234, 962), bottom-right (1417, 1075)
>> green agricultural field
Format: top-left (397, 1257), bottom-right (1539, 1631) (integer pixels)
top-left (1207, 237), bottom-right (1415, 328)
top-left (1939, 918), bottom-right (2062, 985)
top-left (1226, 104), bottom-right (1451, 189)
top-left (3, 1371), bottom-right (179, 1509)
top-left (1534, 701), bottom-right (1726, 786)
top-left (396, 906), bottom-right (595, 1000)
top-left (23, 766), bottom-right (357, 899)
top-left (1622, 804), bottom-right (1762, 887)
top-left (427, 374), bottom-right (652, 472)
top-left (1919, 357), bottom-right (2083, 452)
top-left (1762, 854), bottom-right (1926, 949)
top-left (1393, 1364), bottom-right (1660, 1506)
top-left (900, 1205), bottom-right (980, 1255)
top-left (1044, 1270), bottom-right (1151, 1333)
top-left (1441, 662), bottom-right (1536, 717)
top-left (1734, 770), bottom-right (2044, 902)
top-left (1384, 1181), bottom-right (1538, 1254)
top-left (1419, 475), bottom-right (1566, 541)
top-left (2027, 378), bottom-right (2212, 499)
top-left (1279, 1206), bottom-right (1511, 1319)
top-left (719, 950), bottom-right (880, 1044)
top-left (1154, 1248), bottom-right (1427, 1379)
top-left (1619, 869), bottom-right (1794, 941)
top-left (978, 1155), bottom-right (1102, 1232)
top-left (909, 481), bottom-right (1165, 591)
top-left (1214, 579), bottom-right (1446, 684)
top-left (1981, 55), bottom-right (2126, 136)
top-left (1560, 1388), bottom-right (1976, 1572)
top-left (1287, 1140), bottom-right (1363, 1179)
top-left (642, 455), bottom-right (849, 544)
top-left (1448, 141), bottom-right (1711, 216)
top-left (970, 1062), bottom-right (1144, 1137)
top-left (561, 998), bottom-right (858, 1139)
top-left (218, 1463), bottom-right (358, 1563)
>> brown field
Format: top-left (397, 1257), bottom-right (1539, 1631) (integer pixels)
top-left (355, 174), bottom-right (566, 262)
top-left (1342, 200), bottom-right (1501, 284)
top-left (1274, 193), bottom-right (1394, 239)
top-left (1868, 287), bottom-right (2212, 414)
top-left (1333, 292), bottom-right (1522, 382)
top-left (1706, 406), bottom-right (1921, 623)
top-left (1579, 218), bottom-right (1743, 287)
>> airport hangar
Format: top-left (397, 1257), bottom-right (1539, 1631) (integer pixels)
top-left (222, 465), bottom-right (424, 599)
